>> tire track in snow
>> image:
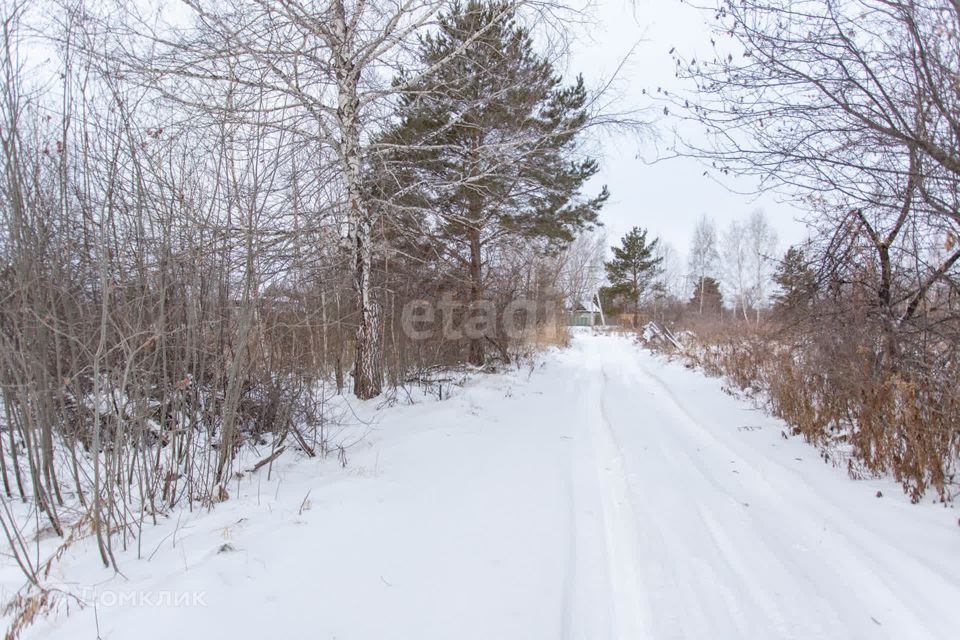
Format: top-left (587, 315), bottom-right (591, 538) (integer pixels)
top-left (559, 469), bottom-right (578, 640)
top-left (590, 342), bottom-right (869, 636)
top-left (622, 344), bottom-right (950, 637)
top-left (590, 365), bottom-right (649, 640)
top-left (561, 363), bottom-right (613, 640)
top-left (624, 355), bottom-right (907, 635)
top-left (559, 368), bottom-right (581, 640)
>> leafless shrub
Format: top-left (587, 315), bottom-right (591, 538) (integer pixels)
top-left (0, 3), bottom-right (611, 620)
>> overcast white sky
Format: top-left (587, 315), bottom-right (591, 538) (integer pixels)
top-left (568, 0), bottom-right (811, 266)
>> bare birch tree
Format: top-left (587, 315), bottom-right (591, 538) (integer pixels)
top-left (101, 0), bottom-right (471, 398)
top-left (745, 210), bottom-right (778, 324)
top-left (720, 219), bottom-right (752, 321)
top-left (688, 214), bottom-right (720, 314)
top-left (558, 229), bottom-right (607, 310)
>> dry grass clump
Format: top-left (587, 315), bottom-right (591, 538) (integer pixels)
top-left (666, 321), bottom-right (959, 502)
top-left (530, 318), bottom-right (571, 350)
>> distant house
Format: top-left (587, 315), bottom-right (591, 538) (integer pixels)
top-left (566, 301), bottom-right (602, 327)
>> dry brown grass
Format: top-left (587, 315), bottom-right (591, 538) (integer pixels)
top-left (529, 318), bottom-right (571, 350)
top-left (658, 321), bottom-right (960, 502)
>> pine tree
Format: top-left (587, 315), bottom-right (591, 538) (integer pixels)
top-left (690, 276), bottom-right (723, 315)
top-left (378, 0), bottom-right (607, 365)
top-left (772, 247), bottom-right (817, 319)
top-left (604, 227), bottom-right (663, 317)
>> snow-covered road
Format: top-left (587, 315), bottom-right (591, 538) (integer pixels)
top-left (562, 333), bottom-right (959, 639)
top-left (10, 331), bottom-right (960, 639)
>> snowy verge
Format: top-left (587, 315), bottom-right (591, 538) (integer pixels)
top-left (2, 331), bottom-right (958, 640)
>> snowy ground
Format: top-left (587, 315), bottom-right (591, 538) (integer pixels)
top-left (3, 330), bottom-right (959, 639)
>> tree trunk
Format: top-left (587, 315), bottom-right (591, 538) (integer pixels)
top-left (876, 242), bottom-right (901, 370)
top-left (468, 225), bottom-right (484, 366)
top-left (699, 274), bottom-right (705, 314)
top-left (331, 1), bottom-right (382, 399)
top-left (353, 215), bottom-right (383, 398)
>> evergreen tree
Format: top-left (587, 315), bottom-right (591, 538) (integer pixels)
top-left (772, 247), bottom-right (817, 319)
top-left (690, 276), bottom-right (723, 315)
top-left (604, 227), bottom-right (663, 316)
top-left (379, 0), bottom-right (607, 365)
top-left (598, 284), bottom-right (627, 316)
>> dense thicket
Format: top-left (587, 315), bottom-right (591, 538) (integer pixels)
top-left (0, 0), bottom-right (608, 605)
